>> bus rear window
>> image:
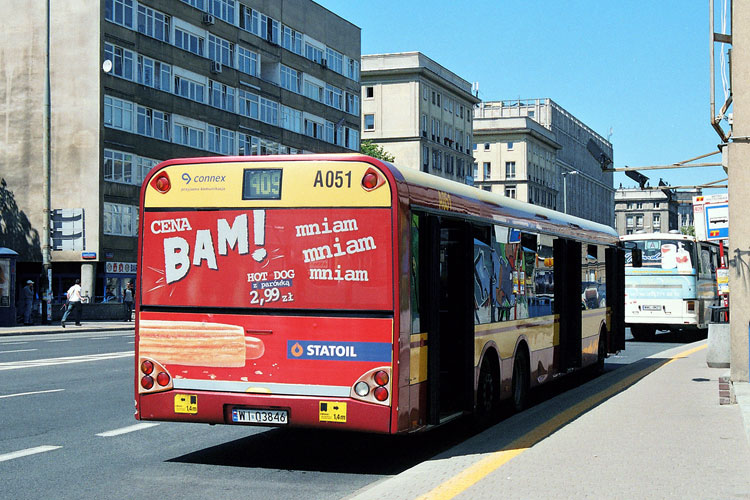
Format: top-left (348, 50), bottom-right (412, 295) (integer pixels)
top-left (625, 239), bottom-right (695, 271)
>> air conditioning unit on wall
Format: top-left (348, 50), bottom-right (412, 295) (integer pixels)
top-left (210, 61), bottom-right (223, 73)
top-left (202, 14), bottom-right (215, 25)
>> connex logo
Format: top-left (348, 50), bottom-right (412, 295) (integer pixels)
top-left (181, 172), bottom-right (226, 185)
top-left (182, 173), bottom-right (192, 185)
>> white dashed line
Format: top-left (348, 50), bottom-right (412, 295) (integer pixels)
top-left (96, 423), bottom-right (159, 437)
top-left (0, 351), bottom-right (133, 371)
top-left (0, 446), bottom-right (62, 463)
top-left (0, 349), bottom-right (38, 354)
top-left (0, 389), bottom-right (65, 399)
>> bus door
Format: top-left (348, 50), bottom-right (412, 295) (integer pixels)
top-left (421, 215), bottom-right (474, 424)
top-left (606, 246), bottom-right (626, 352)
top-left (554, 238), bottom-right (582, 371)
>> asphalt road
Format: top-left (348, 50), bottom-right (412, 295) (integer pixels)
top-left (0, 329), bottom-right (688, 500)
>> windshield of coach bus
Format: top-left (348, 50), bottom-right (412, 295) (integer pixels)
top-left (624, 239), bottom-right (696, 271)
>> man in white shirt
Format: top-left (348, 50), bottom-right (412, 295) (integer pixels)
top-left (61, 278), bottom-right (82, 328)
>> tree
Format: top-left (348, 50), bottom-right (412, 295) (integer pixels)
top-left (680, 226), bottom-right (695, 236)
top-left (360, 140), bottom-right (395, 162)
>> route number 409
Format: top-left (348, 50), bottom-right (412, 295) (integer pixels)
top-left (313, 170), bottom-right (351, 188)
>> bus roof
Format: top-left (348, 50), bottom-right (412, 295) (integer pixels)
top-left (620, 232), bottom-right (697, 242)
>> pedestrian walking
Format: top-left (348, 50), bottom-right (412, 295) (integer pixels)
top-left (123, 282), bottom-right (134, 321)
top-left (22, 280), bottom-right (34, 325)
top-left (61, 279), bottom-right (83, 328)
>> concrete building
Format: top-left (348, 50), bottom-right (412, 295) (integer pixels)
top-left (0, 0), bottom-right (360, 305)
top-left (613, 187), bottom-right (679, 236)
top-left (674, 188), bottom-right (702, 231)
top-left (471, 115), bottom-right (561, 208)
top-left (473, 99), bottom-right (615, 226)
top-left (360, 52), bottom-right (480, 182)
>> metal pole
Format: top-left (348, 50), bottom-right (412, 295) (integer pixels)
top-left (563, 174), bottom-right (567, 214)
top-left (42, 0), bottom-right (51, 323)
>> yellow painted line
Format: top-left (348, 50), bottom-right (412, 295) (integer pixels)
top-left (415, 343), bottom-right (707, 500)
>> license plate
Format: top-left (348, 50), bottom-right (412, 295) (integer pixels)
top-left (231, 408), bottom-right (288, 425)
top-left (642, 305), bottom-right (662, 311)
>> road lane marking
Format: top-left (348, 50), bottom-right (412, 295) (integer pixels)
top-left (96, 423), bottom-right (159, 437)
top-left (0, 351), bottom-right (133, 371)
top-left (0, 349), bottom-right (38, 354)
top-left (89, 337), bottom-right (110, 340)
top-left (0, 342), bottom-right (29, 345)
top-left (0, 389), bottom-right (65, 399)
top-left (0, 446), bottom-right (62, 463)
top-left (414, 343), bottom-right (708, 500)
top-left (47, 339), bottom-right (71, 343)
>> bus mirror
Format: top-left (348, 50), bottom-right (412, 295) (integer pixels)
top-left (632, 248), bottom-right (643, 268)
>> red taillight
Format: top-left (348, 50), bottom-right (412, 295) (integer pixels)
top-left (150, 172), bottom-right (171, 193)
top-left (362, 172), bottom-right (378, 189)
top-left (141, 375), bottom-right (154, 390)
top-left (141, 360), bottom-right (154, 375)
top-left (687, 301), bottom-right (695, 312)
top-left (373, 386), bottom-right (388, 401)
top-left (156, 372), bottom-right (170, 386)
top-left (374, 370), bottom-right (389, 386)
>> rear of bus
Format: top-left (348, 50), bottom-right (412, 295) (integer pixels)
top-left (134, 155), bottom-right (399, 433)
top-left (621, 234), bottom-right (705, 337)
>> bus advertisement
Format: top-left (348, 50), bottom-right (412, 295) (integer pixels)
top-left (621, 232), bottom-right (724, 341)
top-left (135, 154), bottom-right (624, 434)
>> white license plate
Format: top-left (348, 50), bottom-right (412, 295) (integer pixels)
top-left (231, 408), bottom-right (288, 425)
top-left (642, 305), bottom-right (662, 311)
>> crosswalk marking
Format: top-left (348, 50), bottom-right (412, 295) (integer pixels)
top-left (0, 446), bottom-right (62, 463)
top-left (0, 351), bottom-right (133, 371)
top-left (96, 423), bottom-right (159, 437)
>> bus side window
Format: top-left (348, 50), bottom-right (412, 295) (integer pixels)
top-left (699, 245), bottom-right (713, 279)
top-left (410, 214), bottom-right (421, 333)
top-left (473, 225), bottom-right (492, 325)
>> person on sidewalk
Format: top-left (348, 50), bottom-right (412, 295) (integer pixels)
top-left (22, 280), bottom-right (34, 325)
top-left (61, 279), bottom-right (83, 328)
top-left (123, 282), bottom-right (134, 322)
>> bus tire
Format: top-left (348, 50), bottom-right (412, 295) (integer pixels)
top-left (631, 325), bottom-right (656, 341)
top-left (511, 348), bottom-right (529, 412)
top-left (476, 355), bottom-right (500, 425)
top-left (595, 327), bottom-right (607, 374)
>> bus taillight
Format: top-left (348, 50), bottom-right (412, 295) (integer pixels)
top-left (373, 387), bottom-right (388, 402)
top-left (686, 300), bottom-right (696, 312)
top-left (141, 375), bottom-right (154, 390)
top-left (374, 370), bottom-right (389, 386)
top-left (140, 359), bottom-right (154, 375)
top-left (150, 172), bottom-right (171, 193)
top-left (350, 366), bottom-right (391, 405)
top-left (138, 357), bottom-right (173, 394)
top-left (361, 167), bottom-right (385, 191)
top-left (156, 372), bottom-right (171, 387)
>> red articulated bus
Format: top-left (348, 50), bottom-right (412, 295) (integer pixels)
top-left (134, 154), bottom-right (624, 433)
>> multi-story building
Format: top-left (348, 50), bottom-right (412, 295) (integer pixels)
top-left (0, 0), bottom-right (360, 304)
top-left (674, 188), bottom-right (702, 231)
top-left (614, 187), bottom-right (679, 236)
top-left (471, 115), bottom-right (561, 208)
top-left (360, 52), bottom-right (480, 182)
top-left (473, 99), bottom-right (615, 226)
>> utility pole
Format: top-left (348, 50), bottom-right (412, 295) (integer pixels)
top-left (41, 0), bottom-right (52, 323)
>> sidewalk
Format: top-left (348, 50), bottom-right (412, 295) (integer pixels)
top-left (0, 320), bottom-right (134, 336)
top-left (348, 341), bottom-right (750, 500)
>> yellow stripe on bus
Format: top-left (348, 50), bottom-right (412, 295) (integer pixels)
top-left (144, 160), bottom-right (392, 208)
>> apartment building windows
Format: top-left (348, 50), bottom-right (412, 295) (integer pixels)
top-left (173, 122), bottom-right (205, 149)
top-left (207, 125), bottom-right (234, 154)
top-left (137, 106), bottom-right (170, 141)
top-left (305, 43), bottom-right (323, 64)
top-left (505, 186), bottom-right (516, 199)
top-left (239, 4), bottom-right (260, 35)
top-left (507, 141), bottom-right (514, 150)
top-left (105, 0), bottom-right (134, 29)
top-left (208, 0), bottom-right (235, 24)
top-left (174, 28), bottom-right (204, 56)
top-left (505, 161), bottom-right (516, 179)
top-left (345, 92), bottom-right (359, 115)
top-left (422, 146), bottom-right (429, 172)
top-left (104, 96), bottom-right (134, 132)
top-left (431, 118), bottom-right (440, 142)
top-left (325, 84), bottom-right (343, 110)
top-left (626, 215), bottom-right (634, 228)
top-left (209, 80), bottom-right (235, 112)
top-left (103, 202), bottom-right (139, 237)
top-left (347, 59), bottom-right (359, 81)
top-left (174, 75), bottom-right (205, 103)
top-left (104, 43), bottom-right (134, 80)
top-left (304, 79), bottom-right (324, 103)
top-left (325, 47), bottom-right (343, 73)
top-left (364, 114), bottom-right (375, 130)
top-left (653, 213), bottom-right (661, 228)
top-left (103, 149), bottom-right (134, 184)
top-left (280, 65), bottom-right (301, 93)
top-left (208, 34), bottom-right (234, 66)
top-left (280, 105), bottom-right (303, 133)
top-left (483, 162), bottom-right (491, 179)
top-left (473, 162), bottom-right (478, 178)
top-left (137, 55), bottom-right (171, 91)
top-left (305, 118), bottom-right (324, 140)
top-left (484, 142), bottom-right (490, 151)
top-left (260, 13), bottom-right (280, 44)
top-left (259, 97), bottom-right (279, 125)
top-left (237, 89), bottom-right (259, 119)
top-left (238, 133), bottom-right (260, 155)
top-left (137, 5), bottom-right (169, 42)
top-left (364, 86), bottom-right (374, 99)
top-left (635, 215), bottom-right (644, 228)
top-left (421, 114), bottom-right (427, 137)
top-left (282, 25), bottom-right (303, 55)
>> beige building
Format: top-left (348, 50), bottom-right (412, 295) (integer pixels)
top-left (0, 0), bottom-right (360, 306)
top-left (360, 52), bottom-right (480, 182)
top-left (471, 116), bottom-right (561, 208)
top-left (613, 188), bottom-right (679, 236)
top-left (473, 99), bottom-right (615, 226)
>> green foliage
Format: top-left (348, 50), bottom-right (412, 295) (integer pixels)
top-left (360, 140), bottom-right (395, 162)
top-left (680, 226), bottom-right (695, 236)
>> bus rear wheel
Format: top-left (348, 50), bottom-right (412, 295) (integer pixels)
top-left (476, 357), bottom-right (500, 425)
top-left (511, 349), bottom-right (529, 412)
top-left (631, 325), bottom-right (656, 341)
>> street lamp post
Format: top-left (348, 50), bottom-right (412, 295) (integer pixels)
top-left (562, 170), bottom-right (579, 214)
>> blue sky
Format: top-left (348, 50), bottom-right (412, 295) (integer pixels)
top-left (317, 0), bottom-right (730, 192)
